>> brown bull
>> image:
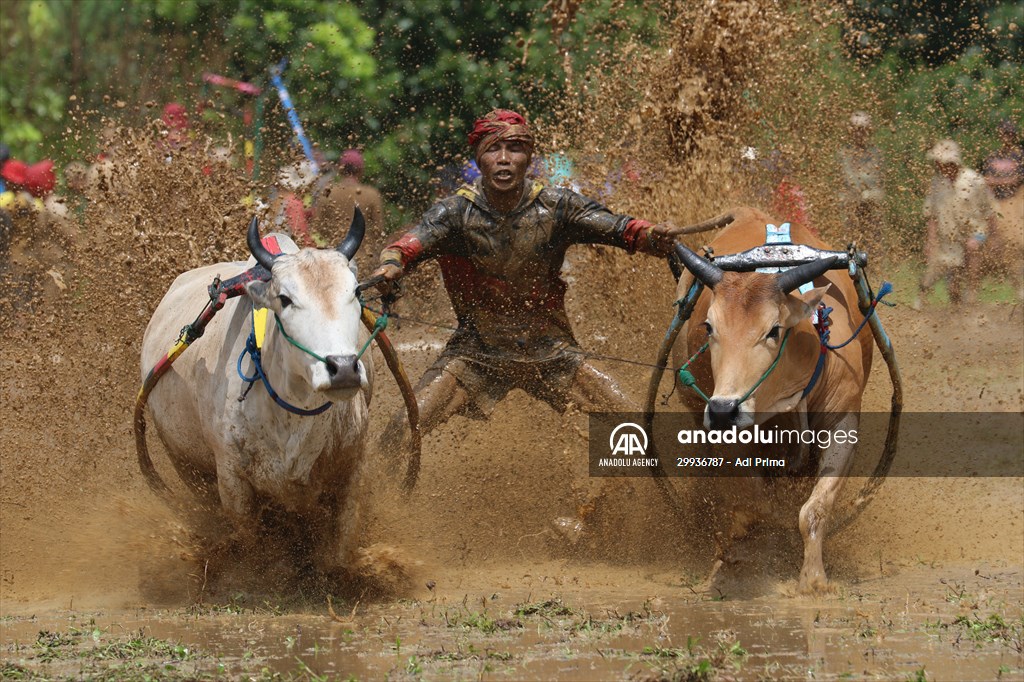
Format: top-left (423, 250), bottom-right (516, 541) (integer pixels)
top-left (671, 206), bottom-right (871, 593)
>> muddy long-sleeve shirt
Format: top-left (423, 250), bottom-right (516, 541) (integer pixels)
top-left (380, 181), bottom-right (659, 361)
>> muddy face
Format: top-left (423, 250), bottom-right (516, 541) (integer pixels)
top-left (477, 139), bottom-right (532, 204)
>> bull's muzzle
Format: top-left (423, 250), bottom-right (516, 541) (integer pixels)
top-left (707, 397), bottom-right (741, 429)
top-left (325, 353), bottom-right (362, 390)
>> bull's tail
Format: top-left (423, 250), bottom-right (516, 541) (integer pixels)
top-left (135, 385), bottom-right (170, 496)
top-left (135, 293), bottom-right (227, 497)
top-left (134, 351), bottom-right (181, 497)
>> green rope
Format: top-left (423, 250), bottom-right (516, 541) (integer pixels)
top-left (737, 328), bottom-right (791, 404)
top-left (677, 341), bottom-right (711, 403)
top-left (676, 328), bottom-right (792, 405)
top-left (274, 315), bottom-right (329, 363)
top-left (274, 312), bottom-right (387, 363)
top-left (356, 313), bottom-right (388, 360)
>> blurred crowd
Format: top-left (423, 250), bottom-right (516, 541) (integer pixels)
top-left (1, 102), bottom-right (1021, 308)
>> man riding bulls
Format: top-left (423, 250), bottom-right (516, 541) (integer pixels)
top-left (370, 109), bottom-right (680, 537)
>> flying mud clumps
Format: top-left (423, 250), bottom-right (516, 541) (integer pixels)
top-left (540, 0), bottom-right (852, 242)
top-left (0, 115), bottom-right (273, 605)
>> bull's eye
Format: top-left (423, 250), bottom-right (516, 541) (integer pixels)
top-left (766, 325), bottom-right (781, 341)
top-left (702, 321), bottom-right (713, 336)
top-left (279, 294), bottom-right (293, 309)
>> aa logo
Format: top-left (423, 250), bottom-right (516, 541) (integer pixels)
top-left (609, 423), bottom-right (648, 456)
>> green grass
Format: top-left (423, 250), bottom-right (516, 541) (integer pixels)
top-left (635, 636), bottom-right (747, 682)
top-left (0, 625), bottom-right (289, 681)
top-left (876, 261), bottom-right (1019, 306)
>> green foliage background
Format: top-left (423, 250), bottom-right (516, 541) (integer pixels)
top-left (0, 0), bottom-right (1020, 229)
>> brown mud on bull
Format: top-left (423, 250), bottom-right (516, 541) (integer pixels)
top-left (668, 206), bottom-right (873, 594)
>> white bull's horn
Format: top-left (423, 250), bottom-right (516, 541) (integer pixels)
top-left (675, 243), bottom-right (723, 289)
top-left (247, 216), bottom-right (279, 270)
top-left (337, 207), bottom-right (366, 260)
top-left (777, 256), bottom-right (838, 293)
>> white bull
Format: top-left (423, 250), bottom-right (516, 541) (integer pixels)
top-left (672, 207), bottom-right (872, 593)
top-left (140, 213), bottom-right (373, 570)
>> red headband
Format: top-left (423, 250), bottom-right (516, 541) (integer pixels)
top-left (467, 109), bottom-right (534, 161)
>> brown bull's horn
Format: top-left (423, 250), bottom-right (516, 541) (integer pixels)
top-left (247, 216), bottom-right (279, 271)
top-left (337, 207), bottom-right (366, 261)
top-left (675, 244), bottom-right (723, 288)
top-left (776, 256), bottom-right (839, 293)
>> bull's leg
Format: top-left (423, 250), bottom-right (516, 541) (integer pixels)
top-left (215, 455), bottom-right (259, 540)
top-left (702, 477), bottom-right (768, 590)
top-left (798, 413), bottom-right (858, 593)
top-left (333, 457), bottom-right (368, 570)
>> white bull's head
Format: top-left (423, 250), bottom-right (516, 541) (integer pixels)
top-left (243, 210), bottom-right (369, 401)
top-left (677, 246), bottom-right (836, 429)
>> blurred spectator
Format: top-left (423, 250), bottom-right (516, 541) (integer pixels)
top-left (0, 152), bottom-right (53, 233)
top-left (159, 102), bottom-right (192, 160)
top-left (309, 149), bottom-right (383, 259)
top-left (983, 119), bottom-right (1024, 200)
top-left (203, 145), bottom-right (234, 175)
top-left (267, 160), bottom-right (317, 247)
top-left (981, 119), bottom-right (1024, 301)
top-left (764, 149), bottom-right (817, 237)
top-left (0, 143), bottom-right (9, 194)
top-left (1, 158), bottom-right (56, 198)
top-left (310, 148), bottom-right (338, 206)
top-left (62, 161), bottom-right (89, 225)
top-left (459, 158), bottom-right (481, 185)
top-left (731, 146), bottom-right (817, 236)
top-left (0, 144), bottom-right (11, 257)
top-left (541, 152), bottom-right (582, 193)
top-left (837, 111), bottom-right (886, 250)
top-left (914, 139), bottom-right (996, 310)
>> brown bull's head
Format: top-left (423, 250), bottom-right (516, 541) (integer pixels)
top-left (677, 246), bottom-right (836, 428)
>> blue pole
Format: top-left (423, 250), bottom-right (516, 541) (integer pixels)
top-left (269, 59), bottom-right (320, 175)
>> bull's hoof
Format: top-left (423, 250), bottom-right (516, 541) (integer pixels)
top-left (798, 568), bottom-right (831, 595)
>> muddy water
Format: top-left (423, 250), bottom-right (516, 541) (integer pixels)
top-left (2, 563), bottom-right (1021, 680)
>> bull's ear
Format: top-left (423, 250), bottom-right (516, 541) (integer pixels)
top-left (244, 279), bottom-right (275, 309)
top-left (783, 284), bottom-right (830, 327)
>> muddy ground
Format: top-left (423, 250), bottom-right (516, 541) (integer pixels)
top-left (1, 206), bottom-right (1022, 681)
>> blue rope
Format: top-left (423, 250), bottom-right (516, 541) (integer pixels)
top-left (802, 281), bottom-right (893, 399)
top-left (236, 330), bottom-right (332, 417)
top-left (822, 280), bottom-right (893, 350)
top-left (802, 343), bottom-right (828, 399)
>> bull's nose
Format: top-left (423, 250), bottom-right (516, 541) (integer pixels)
top-left (707, 397), bottom-right (740, 429)
top-left (325, 354), bottom-right (361, 389)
